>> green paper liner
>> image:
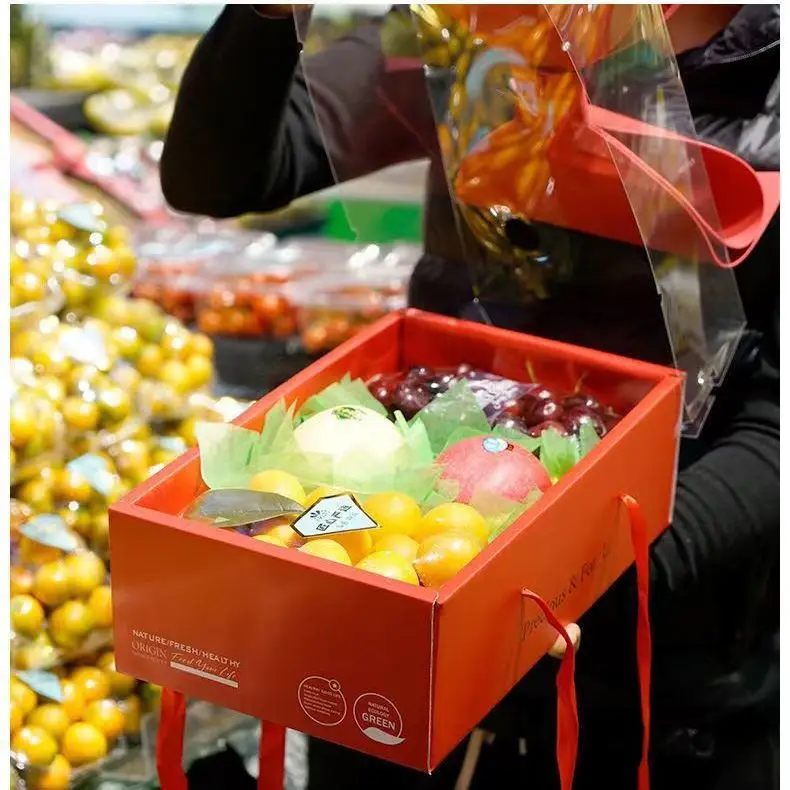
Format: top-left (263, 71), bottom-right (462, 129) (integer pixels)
top-left (298, 374), bottom-right (388, 421)
top-left (197, 393), bottom-right (438, 502)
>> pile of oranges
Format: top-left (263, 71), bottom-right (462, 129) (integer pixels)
top-left (11, 539), bottom-right (112, 670)
top-left (10, 654), bottom-right (158, 790)
top-left (248, 470), bottom-right (489, 588)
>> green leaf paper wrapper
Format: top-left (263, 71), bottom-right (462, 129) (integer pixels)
top-left (196, 388), bottom-right (438, 503)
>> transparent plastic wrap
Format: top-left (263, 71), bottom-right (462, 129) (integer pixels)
top-left (286, 265), bottom-right (413, 353)
top-left (293, 5), bottom-right (776, 434)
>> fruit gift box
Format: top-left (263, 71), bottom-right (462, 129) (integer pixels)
top-left (110, 309), bottom-right (684, 781)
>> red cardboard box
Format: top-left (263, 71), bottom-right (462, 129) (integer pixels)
top-left (109, 309), bottom-right (683, 773)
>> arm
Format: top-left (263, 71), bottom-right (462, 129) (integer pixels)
top-left (160, 5), bottom-right (434, 218)
top-left (651, 322), bottom-right (779, 599)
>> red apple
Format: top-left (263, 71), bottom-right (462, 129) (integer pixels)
top-left (437, 435), bottom-right (551, 503)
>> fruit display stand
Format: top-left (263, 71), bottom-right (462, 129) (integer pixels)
top-left (9, 185), bottom-right (265, 789)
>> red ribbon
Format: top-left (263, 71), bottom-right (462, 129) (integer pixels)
top-left (520, 589), bottom-right (579, 790)
top-left (521, 493), bottom-right (652, 790)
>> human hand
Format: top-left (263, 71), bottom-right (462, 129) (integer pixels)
top-left (547, 623), bottom-right (580, 659)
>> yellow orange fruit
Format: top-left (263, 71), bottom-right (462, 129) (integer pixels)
top-left (64, 552), bottom-right (106, 598)
top-left (355, 551), bottom-right (420, 585)
top-left (88, 586), bottom-right (113, 629)
top-left (121, 695), bottom-right (142, 737)
top-left (54, 467), bottom-right (93, 504)
top-left (248, 469), bottom-right (306, 507)
top-left (186, 354), bottom-right (213, 389)
top-left (61, 722), bottom-right (108, 766)
top-left (28, 753), bottom-right (71, 790)
top-left (13, 633), bottom-right (58, 672)
top-left (49, 600), bottom-right (94, 649)
top-left (59, 680), bottom-right (85, 722)
top-left (12, 725), bottom-right (59, 767)
top-left (413, 532), bottom-right (482, 588)
top-left (70, 668), bottom-right (109, 705)
top-left (253, 534), bottom-right (288, 548)
top-left (299, 540), bottom-right (352, 566)
top-left (363, 492), bottom-right (422, 537)
top-left (372, 533), bottom-right (419, 563)
top-left (416, 503), bottom-right (489, 547)
top-left (309, 530), bottom-right (373, 565)
top-left (11, 700), bottom-right (24, 734)
top-left (304, 485), bottom-right (347, 509)
top-left (188, 333), bottom-right (214, 358)
top-left (33, 561), bottom-right (73, 608)
top-left (11, 566), bottom-right (35, 597)
top-left (20, 537), bottom-right (62, 567)
top-left (11, 593), bottom-right (46, 638)
top-left (84, 699), bottom-right (126, 743)
top-left (11, 678), bottom-right (38, 716)
top-left (261, 521), bottom-right (304, 548)
top-left (97, 652), bottom-right (136, 698)
top-left (27, 704), bottom-right (71, 743)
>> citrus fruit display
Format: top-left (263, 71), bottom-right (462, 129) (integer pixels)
top-left (9, 193), bottom-right (254, 786)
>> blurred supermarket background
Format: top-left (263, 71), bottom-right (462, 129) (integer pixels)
top-left (10, 5), bottom-right (424, 790)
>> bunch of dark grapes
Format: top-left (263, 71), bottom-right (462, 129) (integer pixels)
top-left (368, 365), bottom-right (621, 437)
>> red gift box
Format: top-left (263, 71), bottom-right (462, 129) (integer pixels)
top-left (110, 309), bottom-right (682, 788)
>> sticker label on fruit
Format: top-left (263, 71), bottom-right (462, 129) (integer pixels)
top-left (292, 494), bottom-right (378, 539)
top-left (67, 454), bottom-right (116, 497)
top-left (14, 670), bottom-right (64, 703)
top-left (20, 515), bottom-right (80, 552)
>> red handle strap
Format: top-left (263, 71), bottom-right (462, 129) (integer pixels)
top-left (157, 689), bottom-right (188, 790)
top-left (520, 589), bottom-right (579, 790)
top-left (156, 690), bottom-right (286, 790)
top-left (586, 102), bottom-right (772, 269)
top-left (521, 493), bottom-right (652, 790)
top-left (621, 494), bottom-right (652, 790)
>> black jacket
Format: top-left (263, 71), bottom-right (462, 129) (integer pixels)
top-left (162, 4), bottom-right (779, 782)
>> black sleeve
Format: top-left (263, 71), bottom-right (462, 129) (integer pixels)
top-left (160, 5), bottom-right (434, 218)
top-left (651, 325), bottom-right (780, 599)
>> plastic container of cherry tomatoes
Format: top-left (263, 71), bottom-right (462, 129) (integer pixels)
top-left (286, 266), bottom-right (411, 354)
top-left (132, 224), bottom-right (278, 322)
top-left (193, 276), bottom-right (298, 340)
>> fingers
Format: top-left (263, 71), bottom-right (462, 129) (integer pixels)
top-left (547, 622), bottom-right (581, 659)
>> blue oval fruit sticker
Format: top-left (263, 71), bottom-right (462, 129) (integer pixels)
top-left (482, 437), bottom-right (509, 454)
